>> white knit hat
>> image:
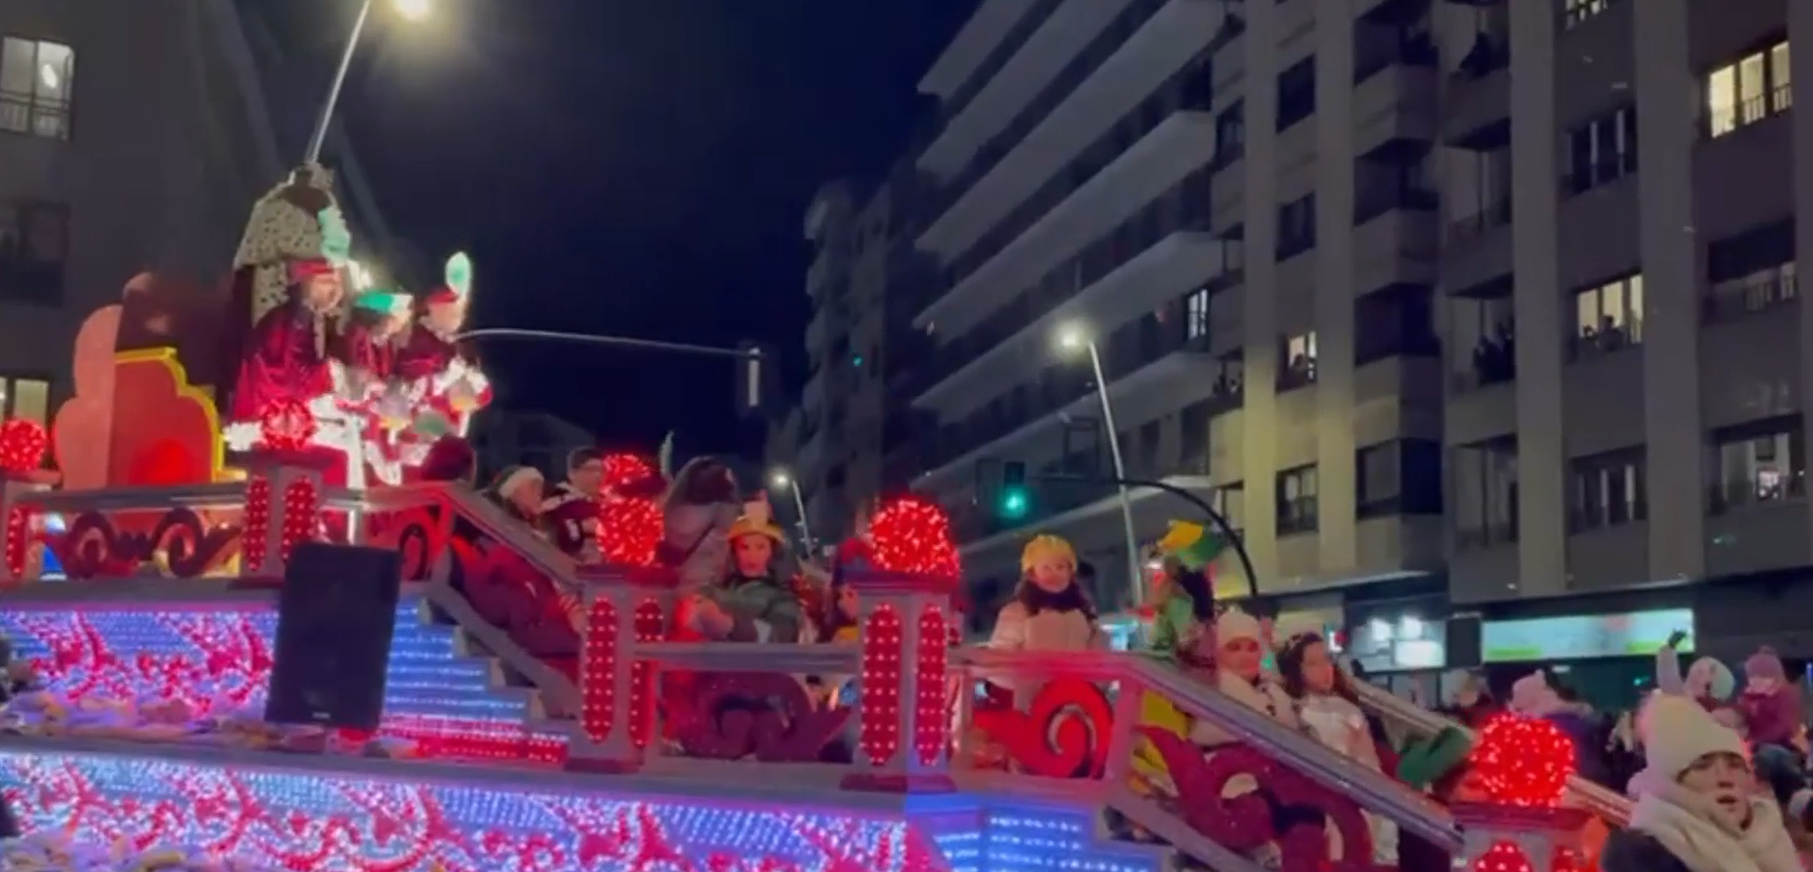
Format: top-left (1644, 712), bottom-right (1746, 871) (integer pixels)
top-left (1272, 614), bottom-right (1324, 651)
top-left (1639, 693), bottom-right (1748, 778)
top-left (1216, 607), bottom-right (1262, 645)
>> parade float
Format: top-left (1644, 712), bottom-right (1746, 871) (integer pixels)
top-left (0, 166), bottom-right (1631, 872)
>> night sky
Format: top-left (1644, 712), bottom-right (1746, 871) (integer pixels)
top-left (277, 0), bottom-right (974, 458)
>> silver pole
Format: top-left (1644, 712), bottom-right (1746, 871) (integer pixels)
top-left (787, 485), bottom-right (815, 555)
top-left (1086, 341), bottom-right (1144, 609)
top-left (303, 0), bottom-right (374, 165)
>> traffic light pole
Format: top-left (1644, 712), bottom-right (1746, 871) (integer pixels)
top-left (1040, 473), bottom-right (1261, 604)
top-left (455, 328), bottom-right (772, 416)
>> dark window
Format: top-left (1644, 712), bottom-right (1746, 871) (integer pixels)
top-left (1276, 465), bottom-right (1318, 535)
top-left (1276, 193), bottom-right (1316, 261)
top-left (1569, 447), bottom-right (1647, 532)
top-left (1276, 57), bottom-right (1316, 132)
top-left (1564, 105), bottom-right (1637, 195)
top-left (1355, 285), bottom-right (1439, 365)
top-left (1704, 218), bottom-right (1796, 321)
top-left (1709, 417), bottom-right (1806, 513)
top-left (0, 201), bottom-right (67, 304)
top-left (1356, 440), bottom-right (1444, 518)
top-left (1215, 100), bottom-right (1245, 164)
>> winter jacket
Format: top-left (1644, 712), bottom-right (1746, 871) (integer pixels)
top-left (1600, 830), bottom-right (1693, 872)
top-left (1545, 705), bottom-right (1614, 787)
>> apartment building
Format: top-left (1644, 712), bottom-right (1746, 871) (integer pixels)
top-left (796, 171), bottom-right (936, 544)
top-left (1439, 0), bottom-right (1813, 659)
top-left (0, 0), bottom-right (400, 428)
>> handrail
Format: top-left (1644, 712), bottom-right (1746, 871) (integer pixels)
top-left (1129, 657), bottom-right (1462, 850)
top-left (637, 641), bottom-right (859, 675)
top-left (411, 484), bottom-right (581, 594)
top-left (18, 482), bottom-right (249, 512)
top-left (1350, 681), bottom-right (1633, 827)
top-left (951, 649), bottom-right (1460, 849)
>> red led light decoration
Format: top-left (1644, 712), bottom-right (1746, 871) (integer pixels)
top-left (599, 453), bottom-right (656, 491)
top-left (257, 397), bottom-right (317, 454)
top-left (0, 417), bottom-right (48, 474)
top-left (1473, 841), bottom-right (1535, 872)
top-left (597, 494), bottom-right (663, 567)
top-left (1471, 712), bottom-right (1576, 807)
top-left (859, 605), bottom-right (903, 765)
top-left (868, 497), bottom-right (960, 578)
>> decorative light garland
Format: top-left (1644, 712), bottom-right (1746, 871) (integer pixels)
top-left (631, 599), bottom-right (665, 749)
top-left (279, 476), bottom-right (320, 562)
top-left (596, 494), bottom-right (663, 567)
top-left (242, 476), bottom-right (272, 572)
top-left (583, 599), bottom-right (618, 742)
top-left (913, 607), bottom-right (949, 766)
top-left (256, 398), bottom-right (316, 454)
top-left (859, 606), bottom-right (903, 766)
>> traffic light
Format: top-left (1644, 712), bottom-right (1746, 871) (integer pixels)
top-left (999, 461), bottom-right (1029, 520)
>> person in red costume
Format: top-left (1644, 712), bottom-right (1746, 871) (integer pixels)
top-left (413, 435), bottom-right (476, 485)
top-left (396, 253), bottom-right (491, 437)
top-left (335, 290), bottom-right (421, 485)
top-left (542, 447), bottom-right (605, 561)
top-left (229, 257), bottom-right (344, 423)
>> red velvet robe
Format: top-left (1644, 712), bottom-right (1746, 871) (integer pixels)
top-left (396, 323), bottom-right (492, 430)
top-left (542, 483), bottom-right (600, 560)
top-left (339, 323), bottom-right (399, 389)
top-left (230, 298), bottom-right (335, 422)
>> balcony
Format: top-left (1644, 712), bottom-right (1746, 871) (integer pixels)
top-left (1351, 37), bottom-right (1438, 159)
top-left (1705, 477), bottom-right (1811, 578)
top-left (920, 0), bottom-right (1061, 115)
top-left (917, 314), bottom-right (1218, 488)
top-left (915, 229), bottom-right (1235, 413)
top-left (1441, 47), bottom-right (1509, 150)
top-left (908, 173), bottom-right (1217, 411)
top-left (917, 0), bottom-right (1135, 179)
top-left (1352, 187), bottom-right (1439, 295)
top-left (915, 0), bottom-right (1223, 262)
top-left (1440, 201), bottom-right (1513, 298)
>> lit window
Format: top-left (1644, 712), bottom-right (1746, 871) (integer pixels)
top-left (1185, 289), bottom-right (1210, 339)
top-left (0, 37), bottom-right (74, 140)
top-left (1706, 41), bottom-right (1790, 138)
top-left (1561, 0), bottom-right (1619, 29)
top-left (0, 376), bottom-right (50, 425)
top-left (1571, 273), bottom-right (1644, 358)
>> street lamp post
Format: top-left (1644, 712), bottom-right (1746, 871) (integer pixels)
top-left (1057, 324), bottom-right (1144, 609)
top-left (303, 0), bottom-right (431, 165)
top-left (770, 472), bottom-right (816, 556)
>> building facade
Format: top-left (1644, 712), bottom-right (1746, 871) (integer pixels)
top-left (890, 0), bottom-right (1813, 673)
top-left (0, 0), bottom-right (402, 429)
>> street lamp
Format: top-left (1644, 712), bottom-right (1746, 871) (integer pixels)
top-left (304, 0), bottom-right (432, 165)
top-left (1055, 321), bottom-right (1144, 608)
top-left (770, 470), bottom-right (816, 555)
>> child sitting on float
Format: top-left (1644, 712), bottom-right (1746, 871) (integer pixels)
top-left (988, 534), bottom-right (1106, 654)
top-left (1275, 617), bottom-right (1396, 863)
top-left (683, 497), bottom-right (804, 644)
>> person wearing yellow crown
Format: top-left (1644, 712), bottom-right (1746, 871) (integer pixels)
top-left (989, 534), bottom-right (1106, 654)
top-left (684, 494), bottom-right (804, 644)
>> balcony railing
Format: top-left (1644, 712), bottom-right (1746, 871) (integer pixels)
top-left (1353, 185), bottom-right (1439, 226)
top-left (1454, 519), bottom-right (1517, 550)
top-left (1708, 473), bottom-right (1807, 515)
top-left (1702, 269), bottom-right (1797, 324)
top-left (0, 91), bottom-right (69, 140)
top-left (1352, 32), bottom-right (1438, 84)
top-left (1445, 198), bottom-right (1511, 245)
top-left (917, 171), bottom-right (1217, 399)
top-left (932, 39), bottom-right (1216, 307)
top-left (923, 0), bottom-right (1173, 222)
top-left (933, 0), bottom-right (1066, 125)
top-left (929, 309), bottom-right (1218, 470)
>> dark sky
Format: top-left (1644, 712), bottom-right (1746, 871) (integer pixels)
top-left (283, 0), bottom-right (974, 457)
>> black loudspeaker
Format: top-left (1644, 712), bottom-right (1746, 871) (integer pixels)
top-left (265, 542), bottom-right (402, 730)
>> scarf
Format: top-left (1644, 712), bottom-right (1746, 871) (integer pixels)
top-left (1626, 770), bottom-right (1801, 872)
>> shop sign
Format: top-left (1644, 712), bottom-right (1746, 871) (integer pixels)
top-left (1481, 608), bottom-right (1693, 663)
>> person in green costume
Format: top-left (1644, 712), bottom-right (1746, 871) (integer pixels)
top-left (1145, 520), bottom-right (1221, 663)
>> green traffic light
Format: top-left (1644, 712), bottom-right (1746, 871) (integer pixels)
top-left (1001, 488), bottom-right (1028, 518)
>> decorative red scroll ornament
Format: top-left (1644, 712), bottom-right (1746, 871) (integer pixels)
top-left (972, 678), bottom-right (1113, 779)
top-left (50, 506), bottom-right (241, 579)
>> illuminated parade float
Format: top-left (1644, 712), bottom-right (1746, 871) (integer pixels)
top-left (0, 167), bottom-right (1632, 871)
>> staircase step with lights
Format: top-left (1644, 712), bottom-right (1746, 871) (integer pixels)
top-left (412, 597), bottom-right (561, 722)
